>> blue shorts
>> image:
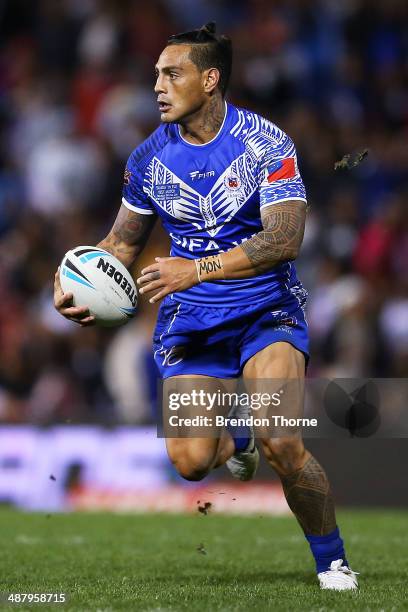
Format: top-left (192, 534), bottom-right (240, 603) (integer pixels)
top-left (153, 291), bottom-right (309, 379)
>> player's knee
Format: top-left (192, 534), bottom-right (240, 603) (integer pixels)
top-left (169, 450), bottom-right (213, 481)
top-left (261, 437), bottom-right (306, 475)
top-left (174, 459), bottom-right (211, 481)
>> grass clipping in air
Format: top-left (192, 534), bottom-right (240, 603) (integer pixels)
top-left (334, 149), bottom-right (369, 170)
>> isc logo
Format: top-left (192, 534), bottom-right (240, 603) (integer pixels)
top-left (161, 345), bottom-right (186, 366)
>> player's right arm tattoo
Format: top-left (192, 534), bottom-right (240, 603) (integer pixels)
top-left (281, 455), bottom-right (337, 536)
top-left (98, 204), bottom-right (156, 269)
top-left (240, 200), bottom-right (306, 274)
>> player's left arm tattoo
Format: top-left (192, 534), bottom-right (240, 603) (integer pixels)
top-left (238, 200), bottom-right (307, 275)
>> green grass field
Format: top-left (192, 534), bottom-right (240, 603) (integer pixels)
top-left (0, 509), bottom-right (407, 611)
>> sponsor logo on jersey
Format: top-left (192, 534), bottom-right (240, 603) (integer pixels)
top-left (267, 158), bottom-right (296, 183)
top-left (170, 231), bottom-right (256, 253)
top-left (189, 170), bottom-right (215, 181)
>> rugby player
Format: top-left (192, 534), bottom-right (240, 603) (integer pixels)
top-left (54, 23), bottom-right (358, 590)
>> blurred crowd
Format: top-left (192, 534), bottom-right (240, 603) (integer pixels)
top-left (0, 0), bottom-right (407, 424)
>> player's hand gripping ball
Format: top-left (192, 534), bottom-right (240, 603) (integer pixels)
top-left (58, 246), bottom-right (137, 327)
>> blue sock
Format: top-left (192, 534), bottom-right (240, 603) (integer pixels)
top-left (306, 527), bottom-right (348, 573)
top-left (233, 436), bottom-right (250, 452)
top-left (226, 421), bottom-right (250, 452)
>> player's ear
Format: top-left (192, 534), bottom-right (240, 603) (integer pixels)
top-left (203, 67), bottom-right (220, 94)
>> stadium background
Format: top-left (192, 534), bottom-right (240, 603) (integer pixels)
top-left (0, 0), bottom-right (407, 513)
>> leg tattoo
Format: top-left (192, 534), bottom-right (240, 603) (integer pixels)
top-left (281, 455), bottom-right (336, 535)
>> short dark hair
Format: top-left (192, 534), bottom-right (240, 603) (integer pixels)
top-left (167, 22), bottom-right (232, 97)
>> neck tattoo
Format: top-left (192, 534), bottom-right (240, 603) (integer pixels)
top-left (180, 96), bottom-right (225, 144)
top-left (200, 96), bottom-right (224, 136)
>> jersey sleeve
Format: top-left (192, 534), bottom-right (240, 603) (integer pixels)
top-left (258, 131), bottom-right (307, 209)
top-left (122, 153), bottom-right (155, 215)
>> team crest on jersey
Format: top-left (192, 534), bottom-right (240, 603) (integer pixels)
top-left (270, 310), bottom-right (298, 328)
top-left (123, 169), bottom-right (131, 185)
top-left (224, 172), bottom-right (242, 193)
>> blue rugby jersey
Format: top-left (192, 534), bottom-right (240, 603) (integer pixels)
top-left (122, 102), bottom-right (307, 306)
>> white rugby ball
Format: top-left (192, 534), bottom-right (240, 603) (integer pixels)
top-left (60, 246), bottom-right (137, 327)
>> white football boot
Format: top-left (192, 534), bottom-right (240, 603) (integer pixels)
top-left (318, 559), bottom-right (359, 591)
top-left (226, 403), bottom-right (259, 481)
